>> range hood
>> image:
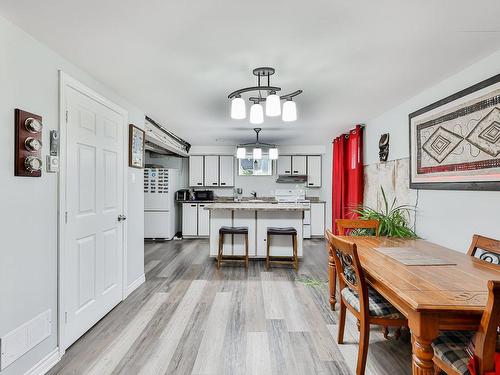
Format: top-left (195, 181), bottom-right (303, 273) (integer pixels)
top-left (276, 175), bottom-right (308, 183)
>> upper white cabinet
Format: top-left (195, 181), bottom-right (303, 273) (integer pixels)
top-left (189, 156), bottom-right (204, 187)
top-left (219, 155), bottom-right (234, 187)
top-left (307, 156), bottom-right (322, 187)
top-left (204, 155), bottom-right (219, 187)
top-left (277, 155), bottom-right (292, 175)
top-left (189, 155), bottom-right (234, 187)
top-left (291, 156), bottom-right (307, 175)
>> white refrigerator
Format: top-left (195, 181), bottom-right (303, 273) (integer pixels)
top-left (144, 168), bottom-right (180, 239)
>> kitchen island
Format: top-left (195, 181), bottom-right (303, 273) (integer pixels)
top-left (204, 202), bottom-right (309, 259)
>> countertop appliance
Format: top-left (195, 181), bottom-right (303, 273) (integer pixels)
top-left (175, 189), bottom-right (191, 201)
top-left (144, 168), bottom-right (180, 239)
top-left (275, 189), bottom-right (312, 239)
top-left (193, 190), bottom-right (214, 201)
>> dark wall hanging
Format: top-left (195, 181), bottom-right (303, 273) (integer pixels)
top-left (379, 133), bottom-right (390, 162)
top-left (409, 73), bottom-right (500, 191)
top-left (129, 124), bottom-right (145, 169)
top-left (15, 109), bottom-right (43, 177)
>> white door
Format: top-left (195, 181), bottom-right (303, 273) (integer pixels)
top-left (204, 155), bottom-right (219, 187)
top-left (64, 86), bottom-right (125, 349)
top-left (219, 155), bottom-right (234, 187)
top-left (277, 155), bottom-right (292, 175)
top-left (182, 203), bottom-right (198, 236)
top-left (291, 155), bottom-right (307, 175)
top-left (189, 156), bottom-right (204, 187)
top-left (307, 156), bottom-right (322, 187)
top-left (197, 204), bottom-right (210, 236)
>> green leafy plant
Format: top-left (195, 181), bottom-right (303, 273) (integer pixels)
top-left (350, 187), bottom-right (418, 238)
top-left (296, 275), bottom-right (328, 289)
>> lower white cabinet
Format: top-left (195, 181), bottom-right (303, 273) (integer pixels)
top-left (182, 203), bottom-right (198, 236)
top-left (310, 203), bottom-right (325, 237)
top-left (182, 202), bottom-right (210, 237)
top-left (197, 203), bottom-right (210, 236)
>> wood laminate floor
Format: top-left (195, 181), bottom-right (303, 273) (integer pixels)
top-left (49, 239), bottom-right (412, 375)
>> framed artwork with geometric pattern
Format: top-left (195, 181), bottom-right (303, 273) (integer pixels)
top-left (409, 73), bottom-right (500, 190)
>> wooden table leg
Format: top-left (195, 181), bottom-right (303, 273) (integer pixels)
top-left (409, 312), bottom-right (438, 375)
top-left (328, 248), bottom-right (336, 310)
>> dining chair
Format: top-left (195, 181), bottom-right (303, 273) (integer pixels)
top-left (326, 231), bottom-right (407, 375)
top-left (467, 234), bottom-right (500, 265)
top-left (328, 219), bottom-right (380, 311)
top-left (431, 280), bottom-right (500, 375)
top-left (336, 219), bottom-right (380, 236)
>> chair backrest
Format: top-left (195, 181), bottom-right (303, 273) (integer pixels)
top-left (467, 234), bottom-right (500, 265)
top-left (336, 219), bottom-right (380, 236)
top-left (326, 229), bottom-right (369, 317)
top-left (474, 280), bottom-right (500, 374)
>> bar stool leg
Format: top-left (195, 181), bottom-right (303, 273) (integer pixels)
top-left (217, 233), bottom-right (223, 270)
top-left (266, 233), bottom-right (270, 270)
top-left (292, 233), bottom-right (298, 271)
top-left (244, 232), bottom-right (249, 269)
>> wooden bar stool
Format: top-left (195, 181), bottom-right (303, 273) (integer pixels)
top-left (266, 227), bottom-right (298, 271)
top-left (217, 226), bottom-right (249, 269)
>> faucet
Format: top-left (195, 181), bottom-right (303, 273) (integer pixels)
top-left (250, 191), bottom-right (257, 199)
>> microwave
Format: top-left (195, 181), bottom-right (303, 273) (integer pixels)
top-left (193, 190), bottom-right (214, 201)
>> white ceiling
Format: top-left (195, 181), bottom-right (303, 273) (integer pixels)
top-left (2, 0), bottom-right (500, 145)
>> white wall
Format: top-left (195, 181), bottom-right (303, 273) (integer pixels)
top-left (364, 49), bottom-right (500, 252)
top-left (188, 145), bottom-right (330, 202)
top-left (0, 15), bottom-right (144, 374)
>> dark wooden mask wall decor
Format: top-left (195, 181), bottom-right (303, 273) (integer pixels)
top-left (379, 133), bottom-right (389, 162)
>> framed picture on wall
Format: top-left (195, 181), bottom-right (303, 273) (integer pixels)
top-left (129, 124), bottom-right (145, 169)
top-left (409, 73), bottom-right (500, 191)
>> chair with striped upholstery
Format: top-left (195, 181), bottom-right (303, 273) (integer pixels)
top-left (432, 280), bottom-right (500, 375)
top-left (326, 230), bottom-right (407, 375)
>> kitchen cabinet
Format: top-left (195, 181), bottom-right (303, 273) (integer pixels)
top-left (277, 155), bottom-right (292, 175)
top-left (219, 155), bottom-right (234, 187)
top-left (189, 156), bottom-right (204, 187)
top-left (197, 203), bottom-right (210, 236)
top-left (310, 202), bottom-right (325, 237)
top-left (291, 155), bottom-right (307, 175)
top-left (307, 155), bottom-right (322, 187)
top-left (204, 155), bottom-right (219, 187)
top-left (182, 203), bottom-right (198, 236)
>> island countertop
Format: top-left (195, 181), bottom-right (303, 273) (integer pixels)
top-left (204, 202), bottom-right (310, 211)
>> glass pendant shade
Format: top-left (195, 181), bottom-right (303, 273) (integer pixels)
top-left (253, 148), bottom-right (262, 160)
top-left (231, 97), bottom-right (246, 119)
top-left (265, 93), bottom-right (281, 117)
top-left (282, 100), bottom-right (297, 122)
top-left (236, 147), bottom-right (246, 159)
top-left (249, 103), bottom-right (264, 124)
top-left (269, 148), bottom-right (279, 160)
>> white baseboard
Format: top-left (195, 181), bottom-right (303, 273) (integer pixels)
top-left (24, 348), bottom-right (60, 375)
top-left (125, 274), bottom-right (145, 297)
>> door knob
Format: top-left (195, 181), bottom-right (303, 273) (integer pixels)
top-left (118, 214), bottom-right (127, 222)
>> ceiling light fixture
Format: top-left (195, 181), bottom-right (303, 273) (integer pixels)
top-left (228, 67), bottom-right (302, 123)
top-left (236, 128), bottom-right (278, 160)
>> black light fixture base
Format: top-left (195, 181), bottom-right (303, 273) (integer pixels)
top-left (253, 67), bottom-right (275, 77)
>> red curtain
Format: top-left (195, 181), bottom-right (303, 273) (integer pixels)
top-left (332, 125), bottom-right (364, 233)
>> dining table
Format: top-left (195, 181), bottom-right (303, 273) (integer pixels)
top-left (326, 235), bottom-right (500, 375)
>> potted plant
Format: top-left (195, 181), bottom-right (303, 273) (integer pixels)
top-left (350, 187), bottom-right (418, 238)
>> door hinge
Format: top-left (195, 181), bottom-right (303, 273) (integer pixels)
top-left (65, 110), bottom-right (68, 123)
top-left (65, 211), bottom-right (68, 223)
top-left (65, 312), bottom-right (68, 324)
